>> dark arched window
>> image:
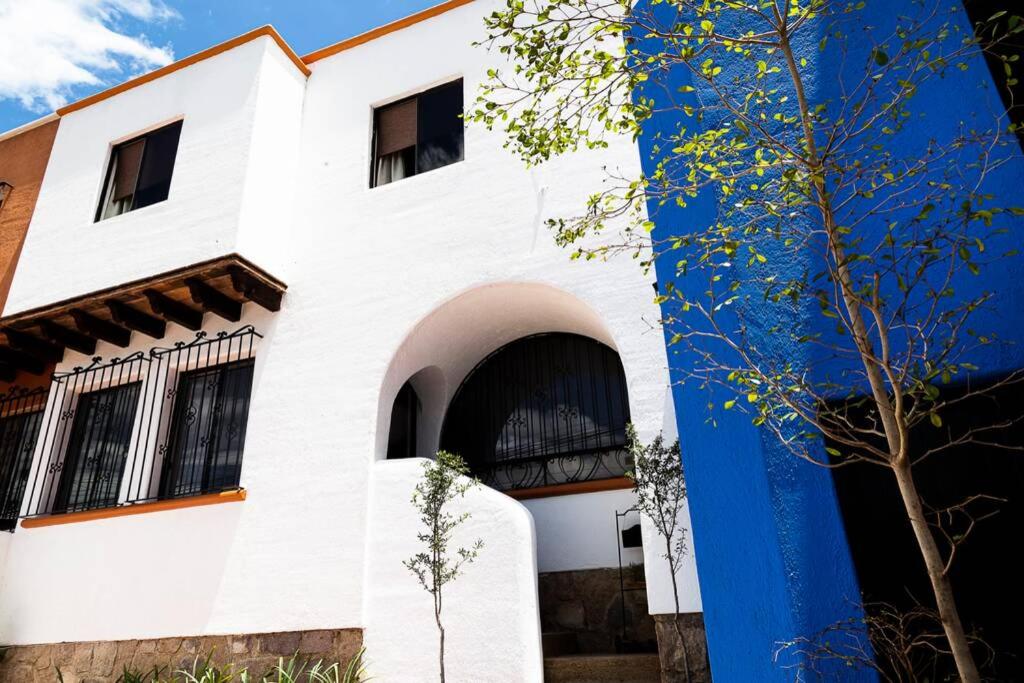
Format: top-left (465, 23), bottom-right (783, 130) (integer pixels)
top-left (440, 333), bottom-right (630, 491)
top-left (387, 381), bottom-right (420, 460)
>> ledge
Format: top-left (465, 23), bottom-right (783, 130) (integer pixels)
top-left (20, 489), bottom-right (246, 529)
top-left (504, 477), bottom-right (633, 501)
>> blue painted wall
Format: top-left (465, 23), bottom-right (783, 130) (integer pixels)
top-left (639, 1), bottom-right (1024, 680)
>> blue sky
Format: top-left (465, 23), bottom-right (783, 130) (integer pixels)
top-left (0, 0), bottom-right (445, 134)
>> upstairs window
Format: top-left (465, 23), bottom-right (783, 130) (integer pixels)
top-left (160, 358), bottom-right (255, 499)
top-left (96, 120), bottom-right (183, 221)
top-left (372, 79), bottom-right (464, 187)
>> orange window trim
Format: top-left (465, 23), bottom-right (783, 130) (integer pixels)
top-left (301, 0), bottom-right (476, 64)
top-left (56, 27), bottom-right (309, 117)
top-left (20, 489), bottom-right (247, 528)
top-left (504, 476), bottom-right (634, 501)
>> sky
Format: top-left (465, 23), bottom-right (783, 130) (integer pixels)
top-left (0, 0), bottom-right (446, 134)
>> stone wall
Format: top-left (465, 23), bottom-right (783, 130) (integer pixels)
top-left (539, 567), bottom-right (658, 654)
top-left (653, 614), bottom-right (711, 683)
top-left (0, 628), bottom-right (362, 683)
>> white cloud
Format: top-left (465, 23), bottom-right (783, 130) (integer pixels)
top-left (0, 0), bottom-right (178, 112)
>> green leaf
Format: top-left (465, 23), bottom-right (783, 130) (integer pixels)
top-left (930, 412), bottom-right (943, 428)
top-left (872, 48), bottom-right (889, 66)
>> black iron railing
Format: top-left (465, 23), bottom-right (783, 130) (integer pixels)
top-left (16, 326), bottom-right (260, 520)
top-left (0, 386), bottom-right (49, 530)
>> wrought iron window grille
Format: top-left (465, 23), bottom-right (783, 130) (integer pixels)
top-left (0, 386), bottom-right (49, 530)
top-left (14, 326), bottom-right (261, 521)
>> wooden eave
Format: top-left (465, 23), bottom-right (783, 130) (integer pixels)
top-left (0, 254), bottom-right (285, 378)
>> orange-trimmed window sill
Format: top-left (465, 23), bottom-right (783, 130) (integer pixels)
top-left (504, 476), bottom-right (633, 501)
top-left (20, 489), bottom-right (247, 529)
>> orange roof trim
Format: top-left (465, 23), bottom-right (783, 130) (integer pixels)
top-left (301, 0), bottom-right (475, 64)
top-left (56, 26), bottom-right (310, 117)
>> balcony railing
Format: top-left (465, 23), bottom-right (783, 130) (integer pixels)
top-left (14, 326), bottom-right (260, 521)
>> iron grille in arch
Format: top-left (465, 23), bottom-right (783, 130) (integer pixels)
top-left (439, 333), bottom-right (631, 491)
top-left (17, 326), bottom-right (260, 519)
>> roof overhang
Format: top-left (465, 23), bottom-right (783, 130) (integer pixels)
top-left (0, 254), bottom-right (286, 381)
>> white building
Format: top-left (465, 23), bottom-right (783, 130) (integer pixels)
top-left (0, 2), bottom-right (703, 681)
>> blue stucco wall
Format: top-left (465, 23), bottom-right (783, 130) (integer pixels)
top-left (639, 1), bottom-right (1024, 680)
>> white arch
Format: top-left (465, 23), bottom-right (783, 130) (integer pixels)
top-left (373, 281), bottom-right (621, 461)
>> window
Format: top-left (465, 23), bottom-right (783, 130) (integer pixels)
top-left (96, 120), bottom-right (183, 221)
top-left (440, 333), bottom-right (631, 491)
top-left (53, 382), bottom-right (141, 513)
top-left (371, 80), bottom-right (464, 187)
top-left (160, 358), bottom-right (255, 499)
top-left (387, 381), bottom-right (421, 460)
top-left (0, 181), bottom-right (11, 213)
top-left (0, 406), bottom-right (45, 530)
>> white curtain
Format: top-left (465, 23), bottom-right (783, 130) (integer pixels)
top-left (375, 151), bottom-right (409, 186)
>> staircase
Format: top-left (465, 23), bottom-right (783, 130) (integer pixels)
top-left (542, 632), bottom-right (661, 683)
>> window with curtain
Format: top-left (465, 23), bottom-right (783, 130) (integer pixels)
top-left (0, 408), bottom-right (45, 530)
top-left (53, 382), bottom-right (141, 514)
top-left (160, 358), bottom-right (255, 499)
top-left (96, 120), bottom-right (183, 221)
top-left (371, 80), bottom-right (464, 187)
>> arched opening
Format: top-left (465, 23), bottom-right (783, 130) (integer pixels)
top-left (440, 333), bottom-right (630, 491)
top-left (386, 381), bottom-right (420, 460)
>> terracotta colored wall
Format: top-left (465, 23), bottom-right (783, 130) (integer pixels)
top-left (0, 119), bottom-right (59, 313)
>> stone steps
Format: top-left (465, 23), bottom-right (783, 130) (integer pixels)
top-left (542, 631), bottom-right (581, 657)
top-left (544, 653), bottom-right (662, 683)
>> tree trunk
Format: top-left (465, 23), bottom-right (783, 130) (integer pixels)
top-left (891, 459), bottom-right (980, 683)
top-left (438, 619), bottom-right (446, 683)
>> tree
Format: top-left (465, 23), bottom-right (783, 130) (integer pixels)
top-left (626, 424), bottom-right (691, 683)
top-left (473, 2), bottom-right (1024, 681)
top-left (404, 451), bottom-right (484, 683)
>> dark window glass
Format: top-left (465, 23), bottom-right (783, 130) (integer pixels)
top-left (0, 409), bottom-right (44, 530)
top-left (440, 333), bottom-right (631, 491)
top-left (372, 80), bottom-right (464, 187)
top-left (0, 182), bottom-right (12, 213)
top-left (387, 381), bottom-right (420, 460)
top-left (54, 382), bottom-right (141, 513)
top-left (160, 358), bottom-right (254, 499)
top-left (96, 120), bottom-right (183, 221)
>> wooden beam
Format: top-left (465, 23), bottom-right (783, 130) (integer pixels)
top-left (39, 321), bottom-right (96, 356)
top-left (229, 266), bottom-right (282, 312)
top-left (185, 277), bottom-right (241, 322)
top-left (70, 309), bottom-right (130, 348)
top-left (0, 347), bottom-right (46, 376)
top-left (143, 289), bottom-right (203, 331)
top-left (106, 300), bottom-right (166, 339)
top-left (2, 327), bottom-right (64, 363)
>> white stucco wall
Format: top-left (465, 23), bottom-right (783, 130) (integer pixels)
top-left (363, 458), bottom-right (543, 683)
top-left (2, 35), bottom-right (305, 316)
top-left (0, 0), bottom-right (700, 658)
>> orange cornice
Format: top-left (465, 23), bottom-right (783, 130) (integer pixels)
top-left (301, 0), bottom-right (476, 64)
top-left (504, 477), bottom-right (635, 501)
top-left (20, 489), bottom-right (247, 528)
top-left (56, 26), bottom-right (310, 117)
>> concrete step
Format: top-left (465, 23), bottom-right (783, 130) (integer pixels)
top-left (544, 653), bottom-right (662, 683)
top-left (542, 631), bottom-right (580, 657)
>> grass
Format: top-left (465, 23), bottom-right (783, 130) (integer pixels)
top-left (55, 649), bottom-right (368, 683)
